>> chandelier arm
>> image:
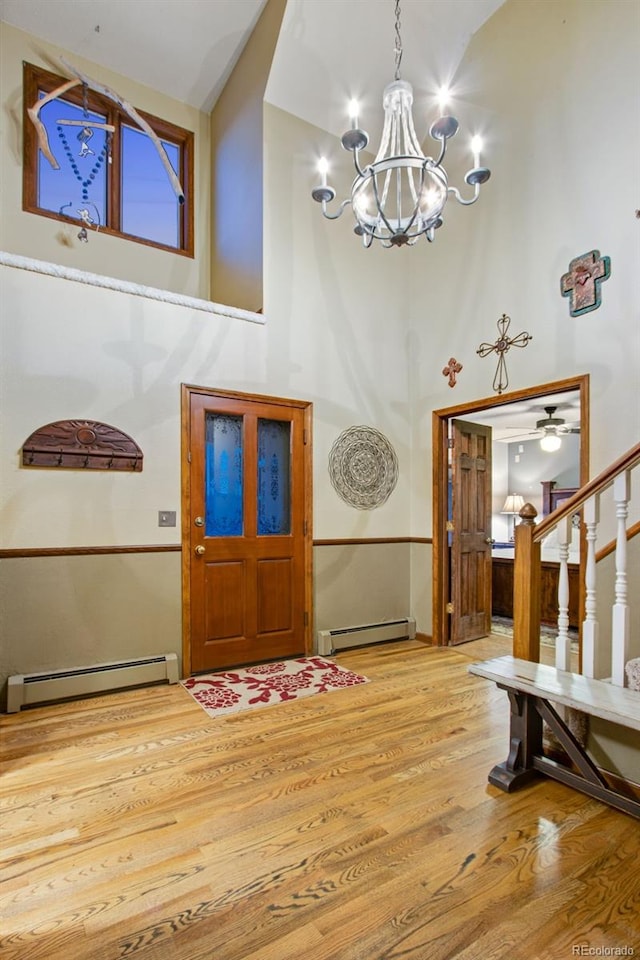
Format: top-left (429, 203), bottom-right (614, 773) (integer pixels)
top-left (321, 198), bottom-right (352, 221)
top-left (434, 138), bottom-right (448, 167)
top-left (352, 152), bottom-right (368, 179)
top-left (447, 183), bottom-right (481, 207)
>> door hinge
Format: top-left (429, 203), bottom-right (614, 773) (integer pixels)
top-left (446, 520), bottom-right (454, 532)
top-left (303, 519), bottom-right (308, 536)
top-left (187, 451), bottom-right (192, 463)
top-left (304, 611), bottom-right (309, 626)
top-left (448, 437), bottom-right (454, 449)
top-left (303, 429), bottom-right (308, 445)
top-left (446, 602), bottom-right (454, 614)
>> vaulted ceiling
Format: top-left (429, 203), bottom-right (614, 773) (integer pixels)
top-left (0, 0), bottom-right (505, 128)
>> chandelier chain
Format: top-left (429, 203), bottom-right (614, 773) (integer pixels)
top-left (394, 0), bottom-right (403, 81)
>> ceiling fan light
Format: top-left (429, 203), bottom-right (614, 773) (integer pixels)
top-left (540, 433), bottom-right (562, 452)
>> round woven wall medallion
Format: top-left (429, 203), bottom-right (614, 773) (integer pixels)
top-left (328, 425), bottom-right (398, 510)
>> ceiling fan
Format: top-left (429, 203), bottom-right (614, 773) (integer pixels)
top-left (500, 406), bottom-right (581, 446)
top-left (534, 406), bottom-right (580, 451)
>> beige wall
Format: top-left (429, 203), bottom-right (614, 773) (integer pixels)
top-left (407, 0), bottom-right (640, 536)
top-left (210, 0), bottom-right (286, 313)
top-left (0, 552), bottom-right (181, 709)
top-left (314, 543), bottom-right (411, 637)
top-left (0, 21), bottom-right (211, 300)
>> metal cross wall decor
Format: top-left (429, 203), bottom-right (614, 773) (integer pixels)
top-left (477, 314), bottom-right (532, 395)
top-left (560, 249), bottom-right (611, 317)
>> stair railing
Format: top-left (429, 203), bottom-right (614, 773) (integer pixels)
top-left (513, 442), bottom-right (640, 685)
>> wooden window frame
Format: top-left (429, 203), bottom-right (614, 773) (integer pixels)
top-left (23, 62), bottom-right (194, 257)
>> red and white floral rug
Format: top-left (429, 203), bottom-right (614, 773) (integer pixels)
top-left (181, 656), bottom-right (369, 718)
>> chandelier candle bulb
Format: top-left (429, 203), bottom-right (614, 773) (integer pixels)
top-left (318, 157), bottom-right (328, 187)
top-left (471, 136), bottom-right (482, 169)
top-left (437, 86), bottom-right (449, 117)
top-left (349, 99), bottom-right (359, 130)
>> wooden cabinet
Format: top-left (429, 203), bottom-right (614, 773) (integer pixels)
top-left (492, 557), bottom-right (579, 628)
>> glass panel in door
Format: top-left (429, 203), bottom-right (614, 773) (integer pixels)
top-left (257, 418), bottom-right (291, 535)
top-left (205, 413), bottom-right (243, 537)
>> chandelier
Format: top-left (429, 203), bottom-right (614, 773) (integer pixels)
top-left (311, 0), bottom-right (491, 248)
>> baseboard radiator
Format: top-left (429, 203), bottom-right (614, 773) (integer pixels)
top-left (317, 618), bottom-right (416, 656)
top-left (6, 653), bottom-right (179, 713)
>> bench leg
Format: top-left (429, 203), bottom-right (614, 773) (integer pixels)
top-left (489, 688), bottom-right (543, 793)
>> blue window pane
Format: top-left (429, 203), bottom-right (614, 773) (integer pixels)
top-left (258, 419), bottom-right (291, 536)
top-left (37, 93), bottom-right (107, 228)
top-left (205, 414), bottom-right (243, 537)
top-left (121, 125), bottom-right (180, 248)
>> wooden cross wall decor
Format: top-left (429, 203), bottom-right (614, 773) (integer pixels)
top-left (477, 314), bottom-right (532, 395)
top-left (560, 250), bottom-right (611, 317)
top-left (442, 357), bottom-right (463, 388)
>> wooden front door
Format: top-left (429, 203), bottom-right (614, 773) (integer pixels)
top-left (182, 387), bottom-right (312, 674)
top-left (449, 419), bottom-right (492, 644)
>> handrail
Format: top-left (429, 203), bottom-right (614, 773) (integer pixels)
top-left (597, 520), bottom-right (640, 563)
top-left (513, 440), bottom-right (640, 663)
top-left (531, 442), bottom-right (640, 542)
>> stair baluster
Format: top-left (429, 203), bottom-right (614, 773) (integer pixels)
top-left (582, 494), bottom-right (602, 678)
top-left (611, 471), bottom-right (631, 686)
top-left (555, 514), bottom-right (573, 672)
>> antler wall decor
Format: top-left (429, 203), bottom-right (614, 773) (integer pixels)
top-left (27, 58), bottom-right (185, 206)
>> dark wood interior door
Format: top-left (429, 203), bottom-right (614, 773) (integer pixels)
top-left (450, 419), bottom-right (492, 644)
top-left (186, 391), bottom-right (310, 673)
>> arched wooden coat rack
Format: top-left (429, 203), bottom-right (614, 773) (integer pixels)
top-left (22, 420), bottom-right (143, 471)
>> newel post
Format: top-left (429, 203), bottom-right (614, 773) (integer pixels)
top-left (513, 503), bottom-right (541, 662)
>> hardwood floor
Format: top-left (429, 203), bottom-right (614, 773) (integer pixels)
top-left (1, 638), bottom-right (638, 960)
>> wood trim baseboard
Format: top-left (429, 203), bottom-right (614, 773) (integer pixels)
top-left (313, 537), bottom-right (432, 546)
top-left (2, 537), bottom-right (436, 558)
top-left (0, 544), bottom-right (181, 558)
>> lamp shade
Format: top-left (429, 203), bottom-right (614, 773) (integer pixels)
top-left (501, 494), bottom-right (524, 515)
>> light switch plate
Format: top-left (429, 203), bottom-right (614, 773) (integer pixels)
top-left (158, 511), bottom-right (176, 527)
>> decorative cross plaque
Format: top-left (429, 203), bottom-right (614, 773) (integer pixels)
top-left (442, 357), bottom-right (463, 388)
top-left (560, 250), bottom-right (610, 317)
top-left (477, 314), bottom-right (532, 395)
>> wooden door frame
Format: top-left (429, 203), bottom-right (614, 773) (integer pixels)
top-left (432, 375), bottom-right (590, 647)
top-left (180, 384), bottom-right (314, 677)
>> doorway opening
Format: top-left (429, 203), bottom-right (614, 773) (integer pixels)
top-left (432, 375), bottom-right (590, 646)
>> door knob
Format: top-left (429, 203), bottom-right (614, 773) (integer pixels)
top-left (485, 537), bottom-right (495, 544)
top-left (194, 545), bottom-right (205, 556)
top-left (194, 516), bottom-right (204, 527)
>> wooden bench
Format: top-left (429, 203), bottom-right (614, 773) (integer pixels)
top-left (468, 655), bottom-right (640, 819)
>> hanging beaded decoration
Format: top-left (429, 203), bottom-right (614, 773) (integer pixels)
top-left (57, 123), bottom-right (109, 205)
top-left (55, 82), bottom-right (111, 239)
